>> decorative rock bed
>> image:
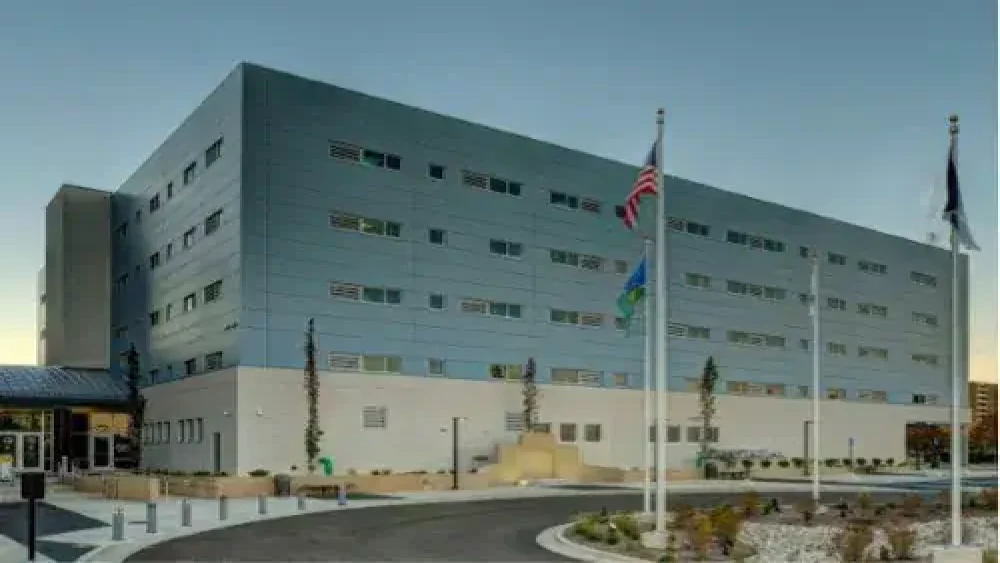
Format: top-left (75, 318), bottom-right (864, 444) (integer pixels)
top-left (564, 490), bottom-right (999, 562)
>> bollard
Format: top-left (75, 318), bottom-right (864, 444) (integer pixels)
top-left (297, 494), bottom-right (306, 511)
top-left (181, 498), bottom-right (192, 527)
top-left (111, 506), bottom-right (125, 541)
top-left (219, 495), bottom-right (228, 521)
top-left (257, 494), bottom-right (268, 515)
top-left (337, 484), bottom-right (348, 506)
top-left (145, 502), bottom-right (158, 534)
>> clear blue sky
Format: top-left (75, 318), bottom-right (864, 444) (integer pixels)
top-left (0, 0), bottom-right (995, 380)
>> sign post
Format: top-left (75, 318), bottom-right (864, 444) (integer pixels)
top-left (21, 471), bottom-right (46, 562)
top-left (848, 437), bottom-right (855, 465)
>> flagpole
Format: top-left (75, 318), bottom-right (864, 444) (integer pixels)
top-left (653, 108), bottom-right (669, 538)
top-left (642, 237), bottom-right (653, 516)
top-left (947, 114), bottom-right (962, 547)
top-left (809, 250), bottom-right (822, 507)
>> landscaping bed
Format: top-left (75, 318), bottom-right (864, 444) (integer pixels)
top-left (568, 489), bottom-right (999, 562)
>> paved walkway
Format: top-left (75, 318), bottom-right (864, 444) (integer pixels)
top-left (0, 472), bottom-right (993, 562)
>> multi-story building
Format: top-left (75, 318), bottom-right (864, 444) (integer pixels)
top-left (970, 381), bottom-right (998, 425)
top-left (42, 63), bottom-right (971, 474)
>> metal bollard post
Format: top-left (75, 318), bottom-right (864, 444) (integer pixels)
top-left (219, 495), bottom-right (228, 521)
top-left (257, 494), bottom-right (267, 515)
top-left (297, 494), bottom-right (306, 511)
top-left (181, 498), bottom-right (192, 527)
top-left (145, 502), bottom-right (158, 534)
top-left (111, 506), bottom-right (125, 541)
top-left (337, 484), bottom-right (348, 507)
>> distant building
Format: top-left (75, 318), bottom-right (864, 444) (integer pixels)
top-left (970, 381), bottom-right (998, 424)
top-left (35, 62), bottom-right (972, 475)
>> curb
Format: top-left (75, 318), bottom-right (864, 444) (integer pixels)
top-left (536, 523), bottom-right (652, 563)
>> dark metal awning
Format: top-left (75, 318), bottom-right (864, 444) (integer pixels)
top-left (0, 365), bottom-right (130, 408)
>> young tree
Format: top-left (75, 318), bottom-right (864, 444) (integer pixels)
top-left (303, 318), bottom-right (323, 473)
top-left (522, 358), bottom-right (538, 432)
top-left (698, 356), bottom-right (719, 476)
top-left (125, 343), bottom-right (146, 470)
top-left (969, 414), bottom-right (998, 461)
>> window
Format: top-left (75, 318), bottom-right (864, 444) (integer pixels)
top-left (549, 191), bottom-right (579, 209)
top-left (857, 389), bottom-right (888, 402)
top-left (165, 242), bottom-right (173, 260)
top-left (826, 388), bottom-right (847, 400)
top-left (362, 355), bottom-right (403, 373)
top-left (584, 424), bottom-right (602, 442)
top-left (911, 271), bottom-right (937, 287)
top-left (912, 394), bottom-right (931, 405)
top-left (461, 299), bottom-right (522, 319)
top-left (687, 427), bottom-right (720, 443)
top-left (550, 368), bottom-right (602, 386)
top-left (362, 406), bottom-right (388, 429)
top-left (799, 246), bottom-right (811, 259)
top-left (858, 260), bottom-right (887, 276)
top-left (827, 252), bottom-right (846, 266)
top-left (204, 280), bottom-right (222, 303)
top-left (559, 423), bottom-right (577, 442)
top-left (649, 425), bottom-right (682, 443)
top-left (668, 323), bottom-right (711, 340)
top-left (505, 411), bottom-right (525, 432)
top-left (799, 339), bottom-right (810, 351)
top-left (912, 353), bottom-right (939, 366)
top-left (428, 293), bottom-right (445, 310)
top-left (147, 369), bottom-right (158, 385)
top-left (182, 293), bottom-right (197, 312)
top-left (428, 228), bottom-right (447, 245)
top-left (857, 303), bottom-right (888, 318)
top-left (184, 358), bottom-right (197, 375)
top-left (113, 274), bottom-right (128, 295)
top-left (685, 273), bottom-right (711, 289)
top-left (183, 227), bottom-right (196, 249)
top-left (858, 346), bottom-right (889, 360)
top-left (612, 372), bottom-right (629, 387)
top-left (149, 252), bottom-right (161, 270)
top-left (149, 310), bottom-right (161, 326)
top-left (166, 182), bottom-right (174, 199)
top-left (330, 282), bottom-right (402, 305)
top-left (827, 342), bottom-right (847, 356)
top-left (149, 194), bottom-right (160, 213)
top-left (428, 358), bottom-right (445, 376)
top-left (826, 297), bottom-right (846, 311)
top-left (726, 230), bottom-right (784, 252)
top-left (204, 351), bottom-right (223, 371)
top-left (186, 419), bottom-right (195, 443)
top-left (667, 217), bottom-right (711, 238)
top-left (329, 211), bottom-right (402, 238)
top-left (178, 420), bottom-right (186, 443)
top-left (726, 280), bottom-right (786, 301)
top-left (164, 422), bottom-right (171, 443)
top-left (135, 209), bottom-right (141, 223)
top-left (549, 249), bottom-right (609, 273)
top-left (489, 239), bottom-right (523, 258)
top-left (614, 260), bottom-right (628, 274)
top-left (204, 210), bottom-right (222, 235)
top-left (726, 330), bottom-right (784, 348)
top-left (114, 325), bottom-right (128, 340)
top-left (615, 205), bottom-right (626, 219)
top-left (614, 317), bottom-right (628, 331)
top-left (165, 303), bottom-right (173, 321)
top-left (489, 363), bottom-right (523, 381)
top-left (428, 163), bottom-right (446, 180)
top-left (183, 162), bottom-right (197, 185)
top-left (205, 138), bottom-right (223, 167)
top-left (550, 309), bottom-right (603, 328)
top-left (328, 353), bottom-right (361, 371)
top-left (461, 170), bottom-right (522, 196)
top-left (115, 222), bottom-right (128, 240)
top-left (328, 141), bottom-right (401, 171)
top-left (912, 311), bottom-right (938, 327)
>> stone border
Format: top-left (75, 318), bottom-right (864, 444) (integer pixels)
top-left (535, 523), bottom-right (652, 563)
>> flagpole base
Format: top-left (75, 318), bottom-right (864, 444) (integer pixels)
top-left (640, 530), bottom-right (669, 549)
top-left (930, 545), bottom-right (982, 563)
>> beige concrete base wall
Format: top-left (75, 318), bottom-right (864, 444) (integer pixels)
top-left (74, 475), bottom-right (160, 501)
top-left (291, 472), bottom-right (493, 494)
top-left (163, 476), bottom-right (273, 498)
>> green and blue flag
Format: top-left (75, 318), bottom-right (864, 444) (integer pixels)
top-left (616, 256), bottom-right (648, 333)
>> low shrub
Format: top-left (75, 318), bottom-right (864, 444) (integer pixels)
top-left (885, 458), bottom-right (895, 466)
top-left (797, 501), bottom-right (814, 525)
top-left (673, 503), bottom-right (695, 528)
top-left (824, 458), bottom-right (838, 467)
top-left (760, 459), bottom-right (772, 469)
top-left (213, 471), bottom-right (228, 477)
top-left (886, 523), bottom-right (916, 560)
top-left (191, 470), bottom-right (212, 477)
top-left (777, 459), bottom-right (791, 468)
top-left (605, 528), bottom-right (620, 545)
top-left (902, 493), bottom-right (923, 516)
top-left (981, 488), bottom-right (998, 510)
top-left (710, 504), bottom-right (742, 552)
top-left (740, 491), bottom-right (761, 517)
top-left (871, 458), bottom-right (882, 468)
top-left (247, 469), bottom-right (269, 477)
top-left (688, 513), bottom-right (714, 560)
top-left (834, 523), bottom-right (874, 562)
top-left (791, 457), bottom-right (804, 468)
top-left (855, 458), bottom-right (867, 467)
top-left (610, 513), bottom-right (640, 541)
top-left (741, 459), bottom-right (754, 470)
top-left (572, 519), bottom-right (601, 541)
top-left (857, 492), bottom-right (873, 512)
top-left (842, 458), bottom-right (853, 467)
top-left (984, 549), bottom-right (998, 563)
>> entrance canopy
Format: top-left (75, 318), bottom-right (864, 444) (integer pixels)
top-left (0, 365), bottom-right (129, 408)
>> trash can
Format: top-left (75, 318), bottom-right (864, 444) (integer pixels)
top-left (273, 473), bottom-right (292, 497)
top-left (704, 462), bottom-right (719, 480)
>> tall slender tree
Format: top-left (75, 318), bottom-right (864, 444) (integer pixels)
top-left (303, 318), bottom-right (323, 473)
top-left (125, 343), bottom-right (146, 470)
top-left (698, 356), bottom-right (719, 476)
top-left (522, 358), bottom-right (539, 432)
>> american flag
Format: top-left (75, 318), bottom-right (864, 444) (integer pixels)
top-left (621, 141), bottom-right (659, 230)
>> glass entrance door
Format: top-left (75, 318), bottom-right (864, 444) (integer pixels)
top-left (90, 433), bottom-right (114, 470)
top-left (19, 433), bottom-right (42, 471)
top-left (0, 433), bottom-right (16, 480)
